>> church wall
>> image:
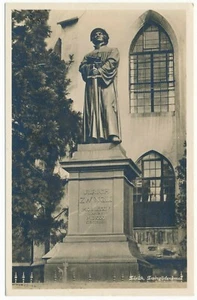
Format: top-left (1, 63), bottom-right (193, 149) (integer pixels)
top-left (47, 6), bottom-right (187, 169)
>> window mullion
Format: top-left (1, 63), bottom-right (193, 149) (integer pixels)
top-left (136, 54), bottom-right (138, 84)
top-left (160, 158), bottom-right (164, 201)
top-left (151, 53), bottom-right (154, 112)
top-left (166, 53), bottom-right (169, 112)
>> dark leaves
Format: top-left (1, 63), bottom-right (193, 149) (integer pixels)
top-left (12, 9), bottom-right (82, 257)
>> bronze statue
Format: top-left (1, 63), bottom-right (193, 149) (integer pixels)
top-left (79, 28), bottom-right (121, 144)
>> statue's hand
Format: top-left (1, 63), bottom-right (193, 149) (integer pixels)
top-left (92, 68), bottom-right (100, 76)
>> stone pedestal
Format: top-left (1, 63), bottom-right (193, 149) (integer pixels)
top-left (43, 144), bottom-right (151, 281)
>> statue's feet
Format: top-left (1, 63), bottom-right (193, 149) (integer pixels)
top-left (110, 135), bottom-right (121, 144)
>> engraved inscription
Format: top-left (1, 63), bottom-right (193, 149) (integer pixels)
top-left (85, 206), bottom-right (111, 224)
top-left (79, 189), bottom-right (112, 204)
top-left (79, 189), bottom-right (112, 225)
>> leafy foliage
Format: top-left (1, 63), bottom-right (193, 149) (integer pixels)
top-left (12, 10), bottom-right (82, 261)
top-left (175, 141), bottom-right (187, 228)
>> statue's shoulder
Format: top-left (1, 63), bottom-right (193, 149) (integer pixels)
top-left (110, 47), bottom-right (119, 52)
top-left (102, 46), bottom-right (119, 53)
top-left (100, 45), bottom-right (112, 51)
top-left (85, 49), bottom-right (97, 57)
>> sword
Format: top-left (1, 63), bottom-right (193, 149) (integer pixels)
top-left (87, 64), bottom-right (101, 142)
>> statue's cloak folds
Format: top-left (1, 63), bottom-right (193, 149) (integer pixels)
top-left (79, 45), bottom-right (121, 143)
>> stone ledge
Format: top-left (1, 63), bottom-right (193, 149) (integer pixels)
top-left (64, 234), bottom-right (128, 243)
top-left (70, 143), bottom-right (127, 160)
top-left (43, 240), bottom-right (144, 264)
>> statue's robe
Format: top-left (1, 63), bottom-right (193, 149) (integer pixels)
top-left (79, 45), bottom-right (121, 143)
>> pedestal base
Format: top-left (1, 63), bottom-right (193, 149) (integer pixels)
top-left (43, 144), bottom-right (151, 282)
top-left (43, 235), bottom-right (151, 282)
top-left (44, 261), bottom-right (140, 282)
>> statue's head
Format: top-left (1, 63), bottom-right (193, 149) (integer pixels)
top-left (90, 28), bottom-right (109, 46)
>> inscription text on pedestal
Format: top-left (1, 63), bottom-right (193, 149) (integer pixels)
top-left (79, 186), bottom-right (113, 233)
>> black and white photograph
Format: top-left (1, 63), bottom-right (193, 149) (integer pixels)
top-left (5, 1), bottom-right (195, 297)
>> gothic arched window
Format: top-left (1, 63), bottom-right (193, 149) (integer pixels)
top-left (129, 22), bottom-right (175, 113)
top-left (133, 151), bottom-right (175, 227)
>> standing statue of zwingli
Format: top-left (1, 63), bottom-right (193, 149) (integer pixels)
top-left (79, 28), bottom-right (121, 144)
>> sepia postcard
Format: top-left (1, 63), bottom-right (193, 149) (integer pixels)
top-left (5, 1), bottom-right (195, 297)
